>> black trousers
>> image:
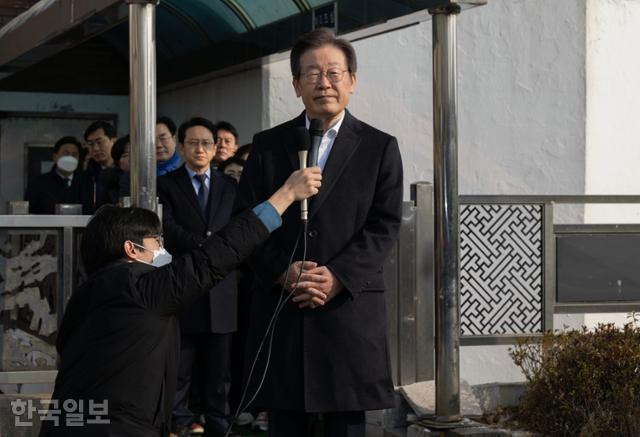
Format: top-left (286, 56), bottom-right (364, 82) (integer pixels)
top-left (172, 332), bottom-right (232, 436)
top-left (268, 409), bottom-right (365, 437)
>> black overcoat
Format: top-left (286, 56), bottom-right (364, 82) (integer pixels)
top-left (158, 166), bottom-right (238, 333)
top-left (38, 210), bottom-right (269, 437)
top-left (24, 166), bottom-right (92, 214)
top-left (235, 110), bottom-right (403, 412)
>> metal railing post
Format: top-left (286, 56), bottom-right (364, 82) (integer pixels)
top-left (127, 0), bottom-right (159, 212)
top-left (430, 3), bottom-right (461, 422)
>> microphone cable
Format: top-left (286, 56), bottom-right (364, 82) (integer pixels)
top-left (224, 220), bottom-right (309, 437)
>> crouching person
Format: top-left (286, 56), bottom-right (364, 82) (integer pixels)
top-left (39, 167), bottom-right (322, 437)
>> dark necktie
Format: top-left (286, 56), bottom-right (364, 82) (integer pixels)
top-left (194, 174), bottom-right (208, 214)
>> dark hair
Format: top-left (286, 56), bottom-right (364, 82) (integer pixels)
top-left (216, 121), bottom-right (238, 141)
top-left (111, 134), bottom-right (130, 164)
top-left (178, 117), bottom-right (217, 144)
top-left (236, 143), bottom-right (252, 159)
top-left (81, 205), bottom-right (161, 274)
top-left (157, 116), bottom-right (176, 136)
top-left (219, 156), bottom-right (245, 173)
top-left (53, 136), bottom-right (82, 154)
top-left (84, 120), bottom-right (117, 141)
top-left (290, 27), bottom-right (357, 78)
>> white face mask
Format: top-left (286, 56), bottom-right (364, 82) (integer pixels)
top-left (57, 155), bottom-right (79, 172)
top-left (133, 243), bottom-right (173, 267)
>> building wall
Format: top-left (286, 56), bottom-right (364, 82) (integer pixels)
top-left (157, 68), bottom-right (263, 147)
top-left (585, 0), bottom-right (640, 222)
top-left (582, 0), bottom-right (640, 329)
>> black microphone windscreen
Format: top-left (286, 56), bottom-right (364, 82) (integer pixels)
top-left (309, 119), bottom-right (324, 137)
top-left (295, 126), bottom-right (311, 151)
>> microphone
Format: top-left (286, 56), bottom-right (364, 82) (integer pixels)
top-left (308, 119), bottom-right (324, 168)
top-left (294, 126), bottom-right (311, 221)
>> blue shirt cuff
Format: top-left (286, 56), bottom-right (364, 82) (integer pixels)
top-left (252, 201), bottom-right (282, 233)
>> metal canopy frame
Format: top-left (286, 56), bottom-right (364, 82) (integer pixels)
top-left (0, 0), bottom-right (124, 77)
top-left (427, 0), bottom-right (487, 423)
top-left (0, 0), bottom-right (476, 93)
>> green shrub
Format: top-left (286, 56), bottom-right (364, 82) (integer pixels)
top-left (509, 321), bottom-right (640, 436)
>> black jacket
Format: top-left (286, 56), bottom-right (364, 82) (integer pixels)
top-left (24, 166), bottom-right (91, 214)
top-left (39, 210), bottom-right (269, 437)
top-left (235, 110), bottom-right (403, 412)
top-left (97, 167), bottom-right (129, 206)
top-left (158, 166), bottom-right (238, 333)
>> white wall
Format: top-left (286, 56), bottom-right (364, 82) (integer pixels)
top-left (582, 0), bottom-right (640, 329)
top-left (158, 68), bottom-right (263, 146)
top-left (585, 0), bottom-right (640, 222)
top-left (458, 0), bottom-right (586, 198)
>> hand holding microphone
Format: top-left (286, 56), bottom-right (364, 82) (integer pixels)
top-left (266, 166), bottom-right (321, 216)
top-left (295, 126), bottom-right (322, 221)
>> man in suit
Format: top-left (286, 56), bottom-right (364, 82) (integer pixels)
top-left (25, 136), bottom-right (91, 214)
top-left (236, 28), bottom-right (403, 437)
top-left (83, 120), bottom-right (117, 211)
top-left (158, 117), bottom-right (238, 437)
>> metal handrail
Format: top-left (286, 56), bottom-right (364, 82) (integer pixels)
top-left (461, 195), bottom-right (640, 204)
top-left (0, 215), bottom-right (90, 227)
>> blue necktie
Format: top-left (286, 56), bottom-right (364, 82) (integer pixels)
top-left (194, 174), bottom-right (208, 214)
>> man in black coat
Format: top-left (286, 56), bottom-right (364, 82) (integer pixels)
top-left (83, 120), bottom-right (118, 211)
top-left (157, 117), bottom-right (239, 436)
top-left (39, 167), bottom-right (322, 437)
top-left (236, 28), bottom-right (403, 437)
top-left (25, 136), bottom-right (91, 214)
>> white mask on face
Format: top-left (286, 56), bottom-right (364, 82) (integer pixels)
top-left (149, 247), bottom-right (172, 267)
top-left (57, 155), bottom-right (79, 172)
top-left (133, 243), bottom-right (173, 267)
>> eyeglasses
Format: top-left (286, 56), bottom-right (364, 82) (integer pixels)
top-left (143, 234), bottom-right (164, 247)
top-left (157, 134), bottom-right (173, 143)
top-left (86, 136), bottom-right (108, 148)
top-left (185, 139), bottom-right (215, 149)
top-left (301, 69), bottom-right (350, 85)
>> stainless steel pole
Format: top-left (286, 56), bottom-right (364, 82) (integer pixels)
top-left (431, 4), bottom-right (461, 422)
top-left (127, 0), bottom-right (158, 211)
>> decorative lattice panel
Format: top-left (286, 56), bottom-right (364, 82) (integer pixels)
top-left (460, 204), bottom-right (543, 336)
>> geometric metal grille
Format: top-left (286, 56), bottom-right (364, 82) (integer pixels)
top-left (460, 204), bottom-right (543, 335)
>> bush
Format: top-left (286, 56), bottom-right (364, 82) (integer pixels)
top-left (509, 320), bottom-right (640, 436)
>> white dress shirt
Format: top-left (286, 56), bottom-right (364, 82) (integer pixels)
top-left (305, 111), bottom-right (345, 172)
